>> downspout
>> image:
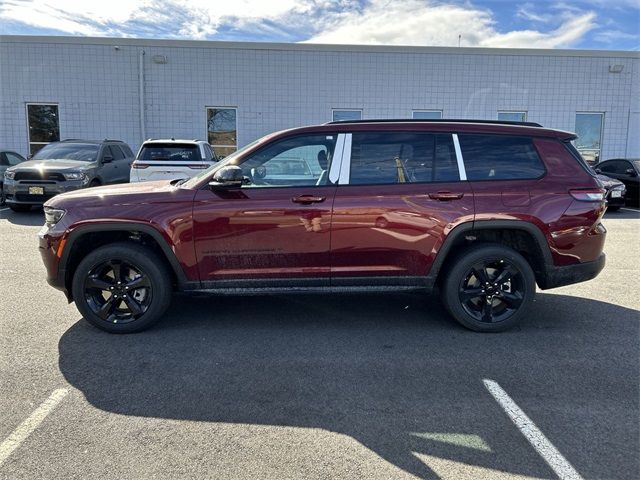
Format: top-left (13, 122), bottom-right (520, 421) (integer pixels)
top-left (138, 50), bottom-right (146, 142)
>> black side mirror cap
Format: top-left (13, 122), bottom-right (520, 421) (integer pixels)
top-left (209, 165), bottom-right (244, 189)
top-left (102, 155), bottom-right (114, 163)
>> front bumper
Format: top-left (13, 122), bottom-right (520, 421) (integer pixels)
top-left (4, 179), bottom-right (87, 205)
top-left (539, 253), bottom-right (606, 290)
top-left (38, 224), bottom-right (69, 297)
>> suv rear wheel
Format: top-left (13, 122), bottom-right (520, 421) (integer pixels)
top-left (441, 244), bottom-right (535, 332)
top-left (71, 243), bottom-right (172, 333)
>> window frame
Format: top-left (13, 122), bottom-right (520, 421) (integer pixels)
top-left (412, 110), bottom-right (443, 120)
top-left (206, 106), bottom-right (238, 158)
top-left (340, 131), bottom-right (467, 187)
top-left (332, 109), bottom-right (363, 122)
top-left (574, 112), bottom-right (605, 164)
top-left (497, 111), bottom-right (528, 122)
top-left (25, 102), bottom-right (60, 156)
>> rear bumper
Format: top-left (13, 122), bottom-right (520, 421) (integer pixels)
top-left (538, 253), bottom-right (606, 290)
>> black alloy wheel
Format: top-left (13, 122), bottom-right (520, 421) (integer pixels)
top-left (83, 259), bottom-right (152, 324)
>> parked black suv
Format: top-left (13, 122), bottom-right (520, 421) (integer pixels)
top-left (4, 139), bottom-right (134, 211)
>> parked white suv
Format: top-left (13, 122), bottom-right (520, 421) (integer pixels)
top-left (130, 139), bottom-right (218, 183)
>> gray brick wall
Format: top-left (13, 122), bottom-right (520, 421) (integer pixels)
top-left (1, 36), bottom-right (638, 159)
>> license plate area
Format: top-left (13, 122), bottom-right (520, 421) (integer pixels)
top-left (611, 190), bottom-right (622, 198)
top-left (28, 186), bottom-right (45, 195)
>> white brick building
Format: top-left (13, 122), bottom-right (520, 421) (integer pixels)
top-left (1, 35), bottom-right (638, 162)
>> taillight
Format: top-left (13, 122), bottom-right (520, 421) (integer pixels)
top-left (187, 164), bottom-right (208, 169)
top-left (131, 163), bottom-right (149, 169)
top-left (569, 188), bottom-right (606, 202)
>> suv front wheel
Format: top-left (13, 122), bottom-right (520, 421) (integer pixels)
top-left (72, 243), bottom-right (172, 333)
top-left (441, 244), bottom-right (536, 332)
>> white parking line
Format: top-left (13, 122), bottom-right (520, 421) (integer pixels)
top-left (0, 207), bottom-right (10, 212)
top-left (483, 379), bottom-right (583, 480)
top-left (620, 207), bottom-right (640, 213)
top-left (0, 388), bottom-right (68, 467)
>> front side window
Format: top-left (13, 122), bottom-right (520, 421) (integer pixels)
top-left (412, 110), bottom-right (442, 120)
top-left (458, 134), bottom-right (545, 181)
top-left (575, 112), bottom-right (604, 164)
top-left (498, 111), bottom-right (527, 122)
top-left (332, 109), bottom-right (362, 122)
top-left (349, 132), bottom-right (459, 185)
top-left (239, 134), bottom-right (337, 188)
top-left (27, 104), bottom-right (60, 156)
top-left (207, 107), bottom-right (237, 159)
top-left (107, 145), bottom-right (126, 160)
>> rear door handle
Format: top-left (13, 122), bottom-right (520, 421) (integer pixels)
top-left (292, 195), bottom-right (326, 204)
top-left (428, 191), bottom-right (464, 201)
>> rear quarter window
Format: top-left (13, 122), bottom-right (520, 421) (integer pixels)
top-left (458, 134), bottom-right (545, 181)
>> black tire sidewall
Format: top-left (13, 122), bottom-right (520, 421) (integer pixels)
top-left (9, 203), bottom-right (31, 212)
top-left (442, 244), bottom-right (536, 332)
top-left (72, 243), bottom-right (172, 333)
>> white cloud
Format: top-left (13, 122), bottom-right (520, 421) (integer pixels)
top-left (305, 0), bottom-right (597, 48)
top-left (0, 0), bottom-right (600, 48)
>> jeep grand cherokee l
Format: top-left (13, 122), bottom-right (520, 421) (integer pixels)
top-left (4, 139), bottom-right (134, 211)
top-left (38, 119), bottom-right (607, 333)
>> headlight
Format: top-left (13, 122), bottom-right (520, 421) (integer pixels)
top-left (4, 170), bottom-right (15, 180)
top-left (63, 172), bottom-right (87, 181)
top-left (612, 185), bottom-right (625, 191)
top-left (44, 206), bottom-right (66, 226)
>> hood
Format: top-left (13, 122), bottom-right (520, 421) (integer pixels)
top-left (596, 174), bottom-right (624, 189)
top-left (45, 180), bottom-right (194, 208)
top-left (8, 159), bottom-right (95, 171)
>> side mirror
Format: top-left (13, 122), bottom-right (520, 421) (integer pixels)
top-left (27, 154), bottom-right (33, 160)
top-left (625, 168), bottom-right (637, 177)
top-left (102, 155), bottom-right (114, 163)
top-left (594, 168), bottom-right (602, 174)
top-left (209, 165), bottom-right (244, 189)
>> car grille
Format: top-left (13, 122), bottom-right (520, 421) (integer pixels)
top-left (14, 171), bottom-right (66, 182)
top-left (14, 193), bottom-right (57, 202)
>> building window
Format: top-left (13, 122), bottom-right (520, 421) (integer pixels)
top-left (575, 112), bottom-right (604, 164)
top-left (27, 103), bottom-right (59, 156)
top-left (498, 111), bottom-right (527, 122)
top-left (207, 107), bottom-right (237, 158)
top-left (332, 109), bottom-right (362, 122)
top-left (412, 110), bottom-right (442, 120)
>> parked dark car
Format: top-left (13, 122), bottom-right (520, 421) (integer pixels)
top-left (595, 158), bottom-right (640, 207)
top-left (39, 119), bottom-right (607, 334)
top-left (596, 174), bottom-right (626, 211)
top-left (0, 149), bottom-right (27, 205)
top-left (3, 139), bottom-right (134, 212)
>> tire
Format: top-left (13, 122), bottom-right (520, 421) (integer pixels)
top-left (9, 203), bottom-right (31, 212)
top-left (71, 242), bottom-right (173, 333)
top-left (441, 243), bottom-right (536, 332)
top-left (88, 179), bottom-right (101, 188)
top-left (0, 184), bottom-right (5, 206)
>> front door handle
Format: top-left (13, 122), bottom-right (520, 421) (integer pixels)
top-left (428, 191), bottom-right (464, 201)
top-left (292, 195), bottom-right (326, 204)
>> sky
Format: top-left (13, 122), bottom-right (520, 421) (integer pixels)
top-left (0, 0), bottom-right (638, 50)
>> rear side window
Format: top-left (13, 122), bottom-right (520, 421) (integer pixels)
top-left (458, 135), bottom-right (545, 181)
top-left (108, 145), bottom-right (125, 160)
top-left (350, 132), bottom-right (459, 185)
top-left (138, 143), bottom-right (201, 162)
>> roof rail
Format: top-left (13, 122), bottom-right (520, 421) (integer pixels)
top-left (324, 118), bottom-right (543, 127)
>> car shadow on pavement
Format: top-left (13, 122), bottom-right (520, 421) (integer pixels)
top-left (58, 292), bottom-right (639, 479)
top-left (0, 207), bottom-right (44, 226)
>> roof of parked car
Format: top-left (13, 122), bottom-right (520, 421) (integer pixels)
top-left (142, 139), bottom-right (207, 144)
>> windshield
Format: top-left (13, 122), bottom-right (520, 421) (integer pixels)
top-left (139, 144), bottom-right (201, 161)
top-left (181, 137), bottom-right (265, 188)
top-left (33, 143), bottom-right (99, 162)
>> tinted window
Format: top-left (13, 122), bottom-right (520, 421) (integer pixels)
top-left (598, 161), bottom-right (624, 174)
top-left (120, 144), bottom-right (134, 157)
top-left (458, 135), bottom-right (545, 181)
top-left (350, 132), bottom-right (459, 185)
top-left (239, 134), bottom-right (337, 187)
top-left (139, 144), bottom-right (201, 162)
top-left (5, 153), bottom-right (25, 165)
top-left (33, 143), bottom-right (99, 162)
top-left (108, 145), bottom-right (125, 160)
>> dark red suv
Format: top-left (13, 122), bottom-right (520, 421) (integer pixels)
top-left (39, 120), bottom-right (607, 333)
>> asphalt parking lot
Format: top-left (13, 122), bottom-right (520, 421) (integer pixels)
top-left (0, 206), bottom-right (638, 480)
